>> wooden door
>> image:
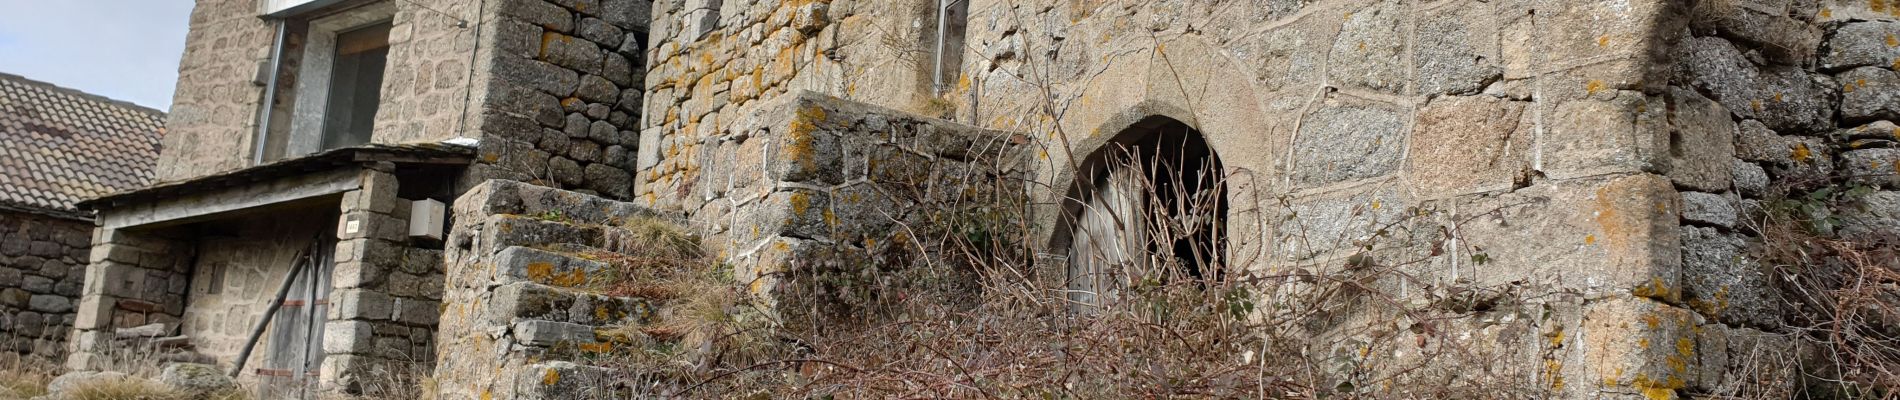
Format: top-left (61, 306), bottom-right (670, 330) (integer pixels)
top-left (1067, 166), bottom-right (1150, 308)
top-left (257, 238), bottom-right (334, 400)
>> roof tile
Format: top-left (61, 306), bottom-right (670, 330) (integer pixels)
top-left (0, 72), bottom-right (164, 217)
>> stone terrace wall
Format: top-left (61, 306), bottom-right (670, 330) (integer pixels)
top-left (637, 0), bottom-right (959, 208)
top-left (433, 180), bottom-right (675, 399)
top-left (686, 92), bottom-right (1028, 331)
top-left (466, 0), bottom-right (652, 200)
top-left (0, 212), bottom-right (90, 359)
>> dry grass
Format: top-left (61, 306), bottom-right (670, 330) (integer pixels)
top-left (0, 355), bottom-right (55, 399)
top-left (1755, 186), bottom-right (1900, 399)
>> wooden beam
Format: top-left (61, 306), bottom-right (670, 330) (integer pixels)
top-left (101, 169), bottom-right (359, 230)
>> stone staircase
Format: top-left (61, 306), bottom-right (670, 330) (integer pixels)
top-left (431, 180), bottom-right (698, 400)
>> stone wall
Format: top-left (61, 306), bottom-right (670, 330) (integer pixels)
top-left (433, 179), bottom-right (674, 399)
top-left (0, 212), bottom-right (90, 359)
top-left (464, 0), bottom-right (652, 200)
top-left (154, 0), bottom-right (281, 182)
top-left (1665, 0), bottom-right (1900, 394)
top-left (154, 0), bottom-right (651, 195)
top-left (177, 210), bottom-right (332, 366)
top-left (66, 227), bottom-right (193, 371)
top-left (633, 0), bottom-right (1776, 397)
top-left (636, 0), bottom-right (955, 207)
top-left (322, 165), bottom-right (448, 395)
top-left (685, 92), bottom-right (1028, 330)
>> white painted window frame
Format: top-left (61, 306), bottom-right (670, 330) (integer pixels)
top-left (285, 2), bottom-right (395, 158)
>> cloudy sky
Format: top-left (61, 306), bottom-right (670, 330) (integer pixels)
top-left (0, 1), bottom-right (193, 111)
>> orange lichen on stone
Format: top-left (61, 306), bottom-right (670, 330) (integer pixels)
top-left (1586, 80), bottom-right (1605, 94)
top-left (790, 192), bottom-right (811, 215)
top-left (542, 368), bottom-right (560, 386)
top-left (1791, 143), bottom-right (1813, 163)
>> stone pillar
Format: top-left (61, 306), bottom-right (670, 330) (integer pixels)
top-left (65, 227), bottom-right (192, 371)
top-left (320, 164), bottom-right (445, 395)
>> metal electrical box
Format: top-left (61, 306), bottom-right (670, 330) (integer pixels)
top-left (409, 199), bottom-right (445, 240)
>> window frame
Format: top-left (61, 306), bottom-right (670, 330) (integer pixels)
top-left (285, 2), bottom-right (395, 158)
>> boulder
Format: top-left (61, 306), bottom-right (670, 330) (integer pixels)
top-left (158, 363), bottom-right (236, 398)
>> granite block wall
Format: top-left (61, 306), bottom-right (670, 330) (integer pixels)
top-left (0, 212), bottom-right (90, 359)
top-left (464, 0), bottom-right (652, 200)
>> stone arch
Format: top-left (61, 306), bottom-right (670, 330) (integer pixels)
top-left (1052, 113), bottom-right (1230, 306)
top-left (1034, 35), bottom-right (1282, 275)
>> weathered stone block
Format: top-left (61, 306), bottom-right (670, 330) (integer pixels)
top-left (1839, 191), bottom-right (1900, 236)
top-left (1328, 0), bottom-right (1406, 94)
top-left (393, 298), bottom-right (438, 326)
top-left (1680, 226), bottom-right (1783, 327)
top-left (600, 0), bottom-right (650, 30)
top-left (497, 246), bottom-right (593, 282)
top-left (1842, 67), bottom-right (1900, 123)
top-left (492, 56), bottom-right (580, 97)
top-left (1406, 96), bottom-right (1528, 198)
top-left (499, 0), bottom-right (573, 33)
top-left (514, 361), bottom-right (621, 399)
top-left (1561, 296), bottom-right (1697, 397)
top-left (540, 32), bottom-right (603, 75)
top-left (1690, 0), bottom-right (1822, 63)
top-left (513, 319), bottom-right (597, 347)
top-left (1679, 36), bottom-right (1835, 133)
top-left (1680, 192), bottom-right (1737, 228)
top-left (332, 289), bottom-right (397, 321)
top-left (323, 320), bottom-right (376, 354)
top-left (1431, 174), bottom-right (1682, 298)
top-left (1415, 4), bottom-right (1500, 96)
top-left (576, 74), bottom-right (618, 104)
top-left (1276, 187), bottom-right (1403, 260)
top-left (1840, 148), bottom-right (1900, 188)
top-left (581, 163), bottom-right (632, 199)
top-left (1732, 159), bottom-right (1769, 198)
top-left (1663, 88), bottom-right (1736, 192)
top-left (1289, 100), bottom-right (1406, 186)
top-left (1821, 21), bottom-right (1900, 71)
top-left (1540, 92), bottom-right (1668, 180)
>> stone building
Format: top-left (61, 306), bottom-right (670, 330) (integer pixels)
top-left (56, 0), bottom-right (1900, 398)
top-left (63, 0), bottom-right (651, 396)
top-left (0, 72), bottom-right (164, 361)
top-left (631, 0), bottom-right (1900, 397)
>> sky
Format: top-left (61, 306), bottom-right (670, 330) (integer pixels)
top-left (0, 1), bottom-right (193, 111)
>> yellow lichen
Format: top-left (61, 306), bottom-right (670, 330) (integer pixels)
top-left (790, 192), bottom-right (811, 214)
top-left (542, 368), bottom-right (560, 386)
top-left (1791, 143), bottom-right (1813, 163)
top-left (1586, 80), bottom-right (1605, 95)
top-left (1597, 35), bottom-right (1611, 47)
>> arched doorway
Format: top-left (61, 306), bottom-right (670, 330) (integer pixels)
top-left (1059, 117), bottom-right (1227, 307)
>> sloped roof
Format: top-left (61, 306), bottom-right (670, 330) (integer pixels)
top-left (78, 142), bottom-right (475, 212)
top-left (0, 72), bottom-right (165, 218)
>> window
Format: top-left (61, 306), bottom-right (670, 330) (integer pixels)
top-left (318, 22), bottom-right (389, 150)
top-left (282, 2), bottom-right (394, 158)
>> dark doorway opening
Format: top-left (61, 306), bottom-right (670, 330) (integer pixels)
top-left (1059, 117), bottom-right (1227, 306)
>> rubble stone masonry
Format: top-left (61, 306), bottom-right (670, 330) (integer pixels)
top-left (0, 212), bottom-right (90, 359)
